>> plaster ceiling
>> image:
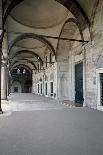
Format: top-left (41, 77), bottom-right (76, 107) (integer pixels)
top-left (10, 46), bottom-right (46, 60)
top-left (10, 0), bottom-right (68, 29)
top-left (12, 54), bottom-right (39, 60)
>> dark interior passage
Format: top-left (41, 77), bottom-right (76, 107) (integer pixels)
top-left (10, 66), bottom-right (32, 93)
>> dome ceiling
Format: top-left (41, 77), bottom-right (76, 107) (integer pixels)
top-left (10, 0), bottom-right (68, 29)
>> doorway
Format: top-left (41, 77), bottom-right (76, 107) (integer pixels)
top-left (75, 62), bottom-right (84, 105)
top-left (14, 87), bottom-right (18, 93)
top-left (100, 74), bottom-right (103, 106)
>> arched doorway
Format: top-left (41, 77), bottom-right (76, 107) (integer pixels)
top-left (11, 81), bottom-right (22, 93)
top-left (10, 66), bottom-right (32, 93)
top-left (56, 19), bottom-right (84, 105)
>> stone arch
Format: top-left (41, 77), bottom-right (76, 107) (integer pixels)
top-left (2, 0), bottom-right (91, 49)
top-left (56, 18), bottom-right (84, 53)
top-left (10, 59), bottom-right (37, 71)
top-left (56, 18), bottom-right (84, 60)
top-left (10, 50), bottom-right (43, 65)
top-left (11, 64), bottom-right (32, 74)
top-left (8, 33), bottom-right (55, 56)
top-left (3, 0), bottom-right (23, 26)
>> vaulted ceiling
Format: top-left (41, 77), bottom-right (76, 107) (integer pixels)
top-left (10, 0), bottom-right (68, 29)
top-left (1, 0), bottom-right (98, 71)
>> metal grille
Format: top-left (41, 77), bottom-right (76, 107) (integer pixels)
top-left (100, 74), bottom-right (103, 106)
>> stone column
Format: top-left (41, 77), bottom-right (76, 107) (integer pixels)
top-left (0, 37), bottom-right (3, 112)
top-left (1, 34), bottom-right (8, 100)
top-left (1, 61), bottom-right (7, 100)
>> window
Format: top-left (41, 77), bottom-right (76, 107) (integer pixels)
top-left (45, 83), bottom-right (47, 95)
top-left (50, 82), bottom-right (53, 96)
top-left (46, 56), bottom-right (47, 67)
top-left (50, 53), bottom-right (52, 64)
top-left (38, 64), bottom-right (39, 72)
top-left (38, 84), bottom-right (39, 93)
top-left (41, 83), bottom-right (42, 94)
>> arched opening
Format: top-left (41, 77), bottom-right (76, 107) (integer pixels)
top-left (10, 65), bottom-right (32, 93)
top-left (56, 18), bottom-right (84, 105)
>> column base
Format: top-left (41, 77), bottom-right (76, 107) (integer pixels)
top-left (1, 99), bottom-right (8, 104)
top-left (0, 108), bottom-right (3, 114)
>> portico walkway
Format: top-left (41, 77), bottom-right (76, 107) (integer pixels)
top-left (0, 93), bottom-right (103, 155)
top-left (2, 93), bottom-right (65, 111)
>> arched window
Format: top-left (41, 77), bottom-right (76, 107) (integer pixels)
top-left (46, 56), bottom-right (47, 67)
top-left (38, 64), bottom-right (39, 72)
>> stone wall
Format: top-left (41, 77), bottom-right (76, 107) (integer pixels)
top-left (32, 54), bottom-right (57, 98)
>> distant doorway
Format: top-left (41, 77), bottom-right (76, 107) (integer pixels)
top-left (10, 66), bottom-right (32, 93)
top-left (75, 62), bottom-right (84, 105)
top-left (24, 80), bottom-right (32, 93)
top-left (14, 87), bottom-right (18, 93)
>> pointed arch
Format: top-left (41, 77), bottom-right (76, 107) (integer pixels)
top-left (9, 33), bottom-right (55, 56)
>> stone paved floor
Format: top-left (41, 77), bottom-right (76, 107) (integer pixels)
top-left (2, 93), bottom-right (65, 112)
top-left (0, 93), bottom-right (103, 155)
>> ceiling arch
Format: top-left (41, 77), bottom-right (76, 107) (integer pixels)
top-left (64, 18), bottom-right (84, 40)
top-left (10, 64), bottom-right (32, 74)
top-left (10, 62), bottom-right (32, 71)
top-left (10, 58), bottom-right (37, 71)
top-left (10, 50), bottom-right (43, 65)
top-left (56, 18), bottom-right (84, 53)
top-left (9, 33), bottom-right (55, 55)
top-left (3, 0), bottom-right (23, 26)
top-left (56, 17), bottom-right (84, 60)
